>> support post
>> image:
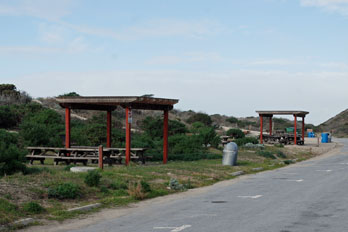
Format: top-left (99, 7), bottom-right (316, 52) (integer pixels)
top-left (302, 116), bottom-right (305, 144)
top-left (107, 110), bottom-right (112, 148)
top-left (65, 108), bottom-right (71, 149)
top-left (269, 116), bottom-right (273, 136)
top-left (294, 115), bottom-right (297, 145)
top-left (98, 145), bottom-right (103, 169)
top-left (260, 115), bottom-right (263, 144)
top-left (163, 110), bottom-right (169, 164)
top-left (125, 107), bottom-right (131, 165)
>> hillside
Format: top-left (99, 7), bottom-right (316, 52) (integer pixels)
top-left (317, 109), bottom-right (348, 138)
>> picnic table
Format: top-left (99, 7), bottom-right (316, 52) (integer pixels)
top-left (26, 146), bottom-right (147, 165)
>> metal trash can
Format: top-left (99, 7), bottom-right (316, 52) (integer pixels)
top-left (222, 142), bottom-right (238, 166)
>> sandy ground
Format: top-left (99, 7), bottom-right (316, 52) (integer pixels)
top-left (20, 138), bottom-right (341, 232)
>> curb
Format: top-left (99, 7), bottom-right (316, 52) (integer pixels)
top-left (251, 167), bottom-right (264, 171)
top-left (13, 218), bottom-right (34, 226)
top-left (0, 218), bottom-right (35, 231)
top-left (230, 171), bottom-right (245, 176)
top-left (67, 203), bottom-right (101, 212)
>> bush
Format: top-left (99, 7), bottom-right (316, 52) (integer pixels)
top-left (0, 130), bottom-right (26, 176)
top-left (22, 201), bottom-right (45, 214)
top-left (0, 106), bottom-right (18, 129)
top-left (257, 150), bottom-right (276, 159)
top-left (84, 170), bottom-right (101, 187)
top-left (151, 152), bottom-right (220, 161)
top-left (234, 137), bottom-right (258, 146)
top-left (140, 180), bottom-right (151, 193)
top-left (168, 134), bottom-right (204, 155)
top-left (109, 179), bottom-right (128, 190)
top-left (128, 181), bottom-right (146, 200)
top-left (226, 116), bottom-right (239, 124)
top-left (48, 182), bottom-right (80, 199)
top-left (226, 128), bottom-right (245, 139)
top-left (276, 150), bottom-right (287, 158)
top-left (19, 108), bottom-right (64, 147)
top-left (186, 113), bottom-right (212, 126)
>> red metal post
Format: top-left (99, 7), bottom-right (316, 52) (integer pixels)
top-left (302, 116), bottom-right (305, 143)
top-left (65, 108), bottom-right (71, 149)
top-left (125, 107), bottom-right (131, 165)
top-left (294, 115), bottom-right (297, 145)
top-left (269, 116), bottom-right (272, 136)
top-left (98, 145), bottom-right (103, 169)
top-left (107, 110), bottom-right (112, 148)
top-left (163, 110), bottom-right (169, 164)
top-left (260, 115), bottom-right (263, 144)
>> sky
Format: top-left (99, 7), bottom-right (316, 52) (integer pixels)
top-left (1, 0), bottom-right (348, 125)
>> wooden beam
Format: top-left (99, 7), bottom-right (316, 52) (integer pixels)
top-left (125, 107), bottom-right (131, 165)
top-left (163, 110), bottom-right (169, 164)
top-left (107, 110), bottom-right (112, 148)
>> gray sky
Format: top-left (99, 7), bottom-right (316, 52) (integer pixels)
top-left (1, 0), bottom-right (348, 125)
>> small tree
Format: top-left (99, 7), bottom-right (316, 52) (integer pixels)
top-left (186, 113), bottom-right (212, 126)
top-left (226, 128), bottom-right (245, 139)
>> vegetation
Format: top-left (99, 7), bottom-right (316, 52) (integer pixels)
top-left (226, 128), bottom-right (245, 139)
top-left (0, 144), bottom-right (316, 226)
top-left (0, 130), bottom-right (26, 176)
top-left (186, 113), bottom-right (212, 126)
top-left (48, 182), bottom-right (81, 199)
top-left (84, 170), bottom-right (102, 187)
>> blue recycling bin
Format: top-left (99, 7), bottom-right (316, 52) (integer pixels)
top-left (321, 133), bottom-right (329, 143)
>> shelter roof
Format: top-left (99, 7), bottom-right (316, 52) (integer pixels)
top-left (256, 110), bottom-right (309, 117)
top-left (56, 96), bottom-right (179, 111)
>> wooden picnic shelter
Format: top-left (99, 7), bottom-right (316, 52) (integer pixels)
top-left (256, 110), bottom-right (309, 145)
top-left (56, 96), bottom-right (179, 165)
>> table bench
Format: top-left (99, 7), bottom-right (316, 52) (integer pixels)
top-left (26, 146), bottom-right (147, 165)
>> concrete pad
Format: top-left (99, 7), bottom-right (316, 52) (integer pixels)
top-left (70, 167), bottom-right (97, 173)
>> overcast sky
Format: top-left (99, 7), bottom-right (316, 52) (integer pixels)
top-left (1, 0), bottom-right (348, 125)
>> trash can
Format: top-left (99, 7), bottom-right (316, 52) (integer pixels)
top-left (222, 142), bottom-right (238, 166)
top-left (321, 133), bottom-right (329, 143)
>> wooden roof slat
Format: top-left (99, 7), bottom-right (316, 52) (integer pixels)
top-left (56, 96), bottom-right (178, 111)
top-left (256, 110), bottom-right (309, 116)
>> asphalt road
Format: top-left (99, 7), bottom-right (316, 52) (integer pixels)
top-left (52, 139), bottom-right (348, 232)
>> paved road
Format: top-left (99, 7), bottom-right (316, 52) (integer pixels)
top-left (48, 139), bottom-right (348, 232)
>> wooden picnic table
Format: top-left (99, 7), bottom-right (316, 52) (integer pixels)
top-left (26, 146), bottom-right (147, 165)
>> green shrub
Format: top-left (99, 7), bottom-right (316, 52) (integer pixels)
top-left (22, 201), bottom-right (44, 214)
top-left (226, 116), bottom-right (239, 124)
top-left (140, 180), bottom-right (151, 193)
top-left (233, 137), bottom-right (258, 146)
top-left (0, 106), bottom-right (18, 129)
top-left (63, 164), bottom-right (75, 171)
top-left (0, 130), bottom-right (26, 176)
top-left (22, 167), bottom-right (50, 175)
top-left (84, 170), bottom-right (101, 187)
top-left (274, 143), bottom-right (284, 148)
top-left (99, 186), bottom-right (109, 194)
top-left (48, 182), bottom-right (80, 199)
top-left (226, 128), bottom-right (245, 139)
top-left (276, 150), bottom-right (287, 158)
top-left (186, 113), bottom-right (212, 126)
top-left (109, 179), bottom-right (128, 190)
top-left (19, 109), bottom-right (64, 147)
top-left (0, 198), bottom-right (20, 224)
top-left (151, 152), bottom-right (220, 161)
top-left (257, 150), bottom-right (276, 159)
top-left (284, 160), bottom-right (294, 165)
